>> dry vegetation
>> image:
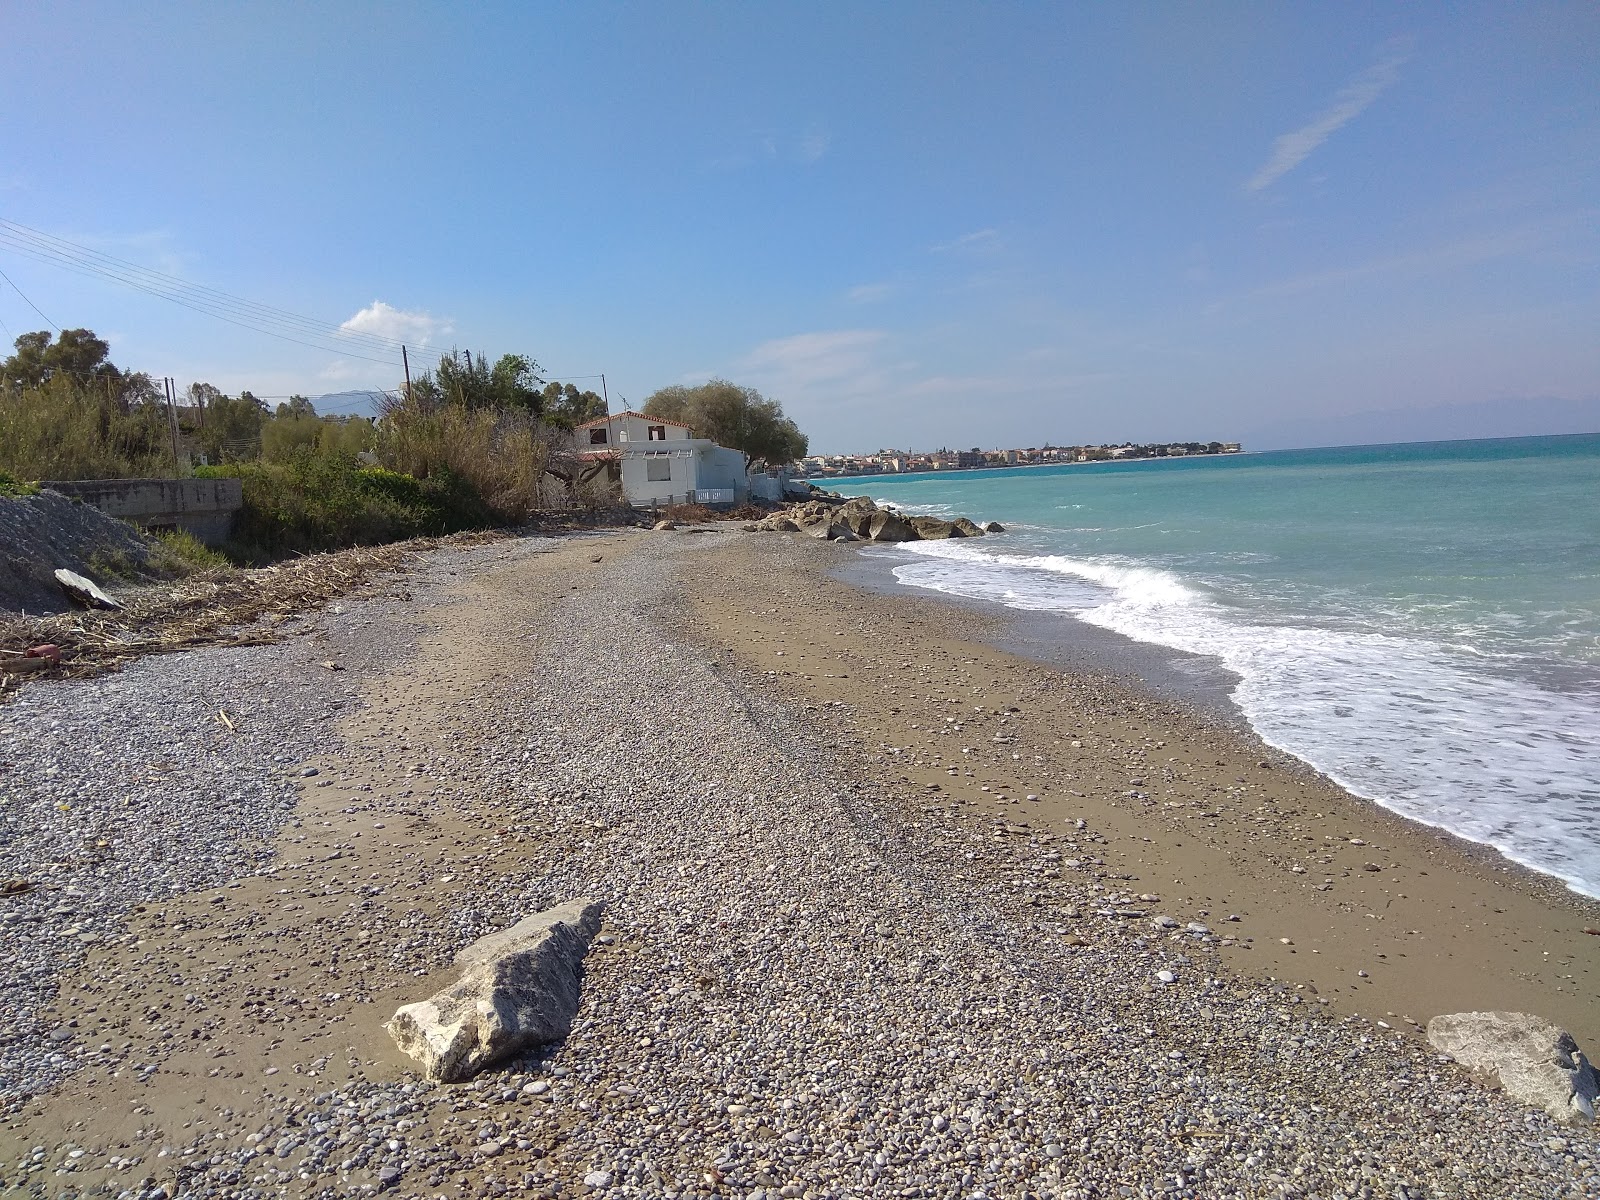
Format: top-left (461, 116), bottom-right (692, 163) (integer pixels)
top-left (0, 529), bottom-right (509, 695)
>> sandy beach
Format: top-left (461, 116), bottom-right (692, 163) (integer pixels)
top-left (1, 526), bottom-right (1597, 1198)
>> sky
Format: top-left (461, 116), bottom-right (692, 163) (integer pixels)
top-left (1, 2), bottom-right (1596, 452)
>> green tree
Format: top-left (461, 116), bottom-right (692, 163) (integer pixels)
top-left (275, 394), bottom-right (316, 419)
top-left (2, 328), bottom-right (114, 387)
top-left (641, 379), bottom-right (808, 469)
top-left (415, 350), bottom-right (546, 412)
top-left (2, 328), bottom-right (158, 413)
top-left (541, 381), bottom-right (607, 429)
top-left (195, 387), bottom-right (268, 463)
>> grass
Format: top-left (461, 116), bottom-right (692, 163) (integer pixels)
top-left (150, 529), bottom-right (230, 573)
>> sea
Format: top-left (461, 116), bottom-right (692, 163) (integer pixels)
top-left (843, 433), bottom-right (1600, 897)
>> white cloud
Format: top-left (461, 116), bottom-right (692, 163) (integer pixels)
top-left (339, 300), bottom-right (452, 347)
top-left (846, 281), bottom-right (894, 304)
top-left (798, 129), bottom-right (831, 164)
top-left (931, 228), bottom-right (1000, 253)
top-left (1244, 41), bottom-right (1411, 193)
top-left (742, 330), bottom-right (887, 388)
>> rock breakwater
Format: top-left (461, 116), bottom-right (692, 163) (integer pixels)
top-left (745, 491), bottom-right (995, 543)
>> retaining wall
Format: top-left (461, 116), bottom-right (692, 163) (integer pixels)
top-left (41, 478), bottom-right (243, 546)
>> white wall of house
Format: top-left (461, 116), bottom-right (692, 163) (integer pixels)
top-left (576, 410), bottom-right (772, 507)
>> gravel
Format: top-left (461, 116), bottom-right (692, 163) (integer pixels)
top-left (1, 529), bottom-right (1596, 1198)
top-left (0, 489), bottom-right (155, 615)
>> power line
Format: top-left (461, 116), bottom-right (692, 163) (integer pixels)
top-left (0, 264), bottom-right (59, 332)
top-left (0, 217), bottom-right (451, 368)
top-left (0, 218), bottom-right (440, 359)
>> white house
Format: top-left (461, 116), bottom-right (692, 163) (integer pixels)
top-left (574, 411), bottom-right (750, 507)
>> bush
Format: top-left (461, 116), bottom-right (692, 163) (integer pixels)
top-left (0, 470), bottom-right (40, 497)
top-left (196, 452), bottom-right (496, 562)
top-left (0, 375), bottom-right (174, 479)
top-left (374, 398), bottom-right (563, 522)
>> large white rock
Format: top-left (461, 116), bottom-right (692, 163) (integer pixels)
top-left (1427, 1010), bottom-right (1599, 1124)
top-left (387, 898), bottom-right (603, 1082)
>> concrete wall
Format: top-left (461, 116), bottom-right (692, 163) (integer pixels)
top-left (749, 469), bottom-right (791, 503)
top-left (42, 478), bottom-right (243, 546)
top-left (693, 446), bottom-right (749, 499)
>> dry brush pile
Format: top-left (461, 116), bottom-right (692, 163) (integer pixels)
top-left (0, 530), bottom-right (508, 694)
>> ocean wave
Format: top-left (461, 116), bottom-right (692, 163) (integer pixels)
top-left (889, 540), bottom-right (1600, 896)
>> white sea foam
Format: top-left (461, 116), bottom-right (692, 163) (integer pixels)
top-left (892, 540), bottom-right (1600, 897)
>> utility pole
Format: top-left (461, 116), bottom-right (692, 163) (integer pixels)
top-left (600, 373), bottom-right (609, 414)
top-left (163, 377), bottom-right (185, 476)
top-left (402, 345), bottom-right (413, 404)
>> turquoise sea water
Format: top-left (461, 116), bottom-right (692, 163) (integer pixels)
top-left (845, 433), bottom-right (1600, 896)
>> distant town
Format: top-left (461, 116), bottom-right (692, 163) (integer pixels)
top-left (799, 440), bottom-right (1242, 478)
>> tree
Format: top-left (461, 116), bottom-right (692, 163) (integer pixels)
top-left (2, 328), bottom-right (114, 387)
top-left (541, 381), bottom-right (607, 430)
top-left (2, 328), bottom-right (156, 412)
top-left (413, 350), bottom-right (547, 413)
top-left (195, 387), bottom-right (268, 463)
top-left (276, 394), bottom-right (316, 419)
top-left (641, 379), bottom-right (808, 469)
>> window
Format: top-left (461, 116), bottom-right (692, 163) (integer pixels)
top-left (648, 425), bottom-right (667, 441)
top-left (588, 428), bottom-right (608, 445)
top-left (645, 458), bottom-right (672, 482)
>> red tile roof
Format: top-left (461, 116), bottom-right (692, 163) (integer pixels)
top-left (574, 410), bottom-right (696, 431)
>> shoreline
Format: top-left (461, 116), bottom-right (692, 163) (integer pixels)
top-left (838, 541), bottom-right (1599, 904)
top-left (686, 531), bottom-right (1600, 1052)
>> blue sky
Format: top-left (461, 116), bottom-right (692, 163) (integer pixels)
top-left (2, 2), bottom-right (1596, 451)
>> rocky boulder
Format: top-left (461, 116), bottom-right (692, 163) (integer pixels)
top-left (806, 520), bottom-right (856, 541)
top-left (1426, 1010), bottom-right (1599, 1124)
top-left (387, 898), bottom-right (603, 1083)
top-left (910, 516), bottom-right (964, 540)
top-left (951, 517), bottom-right (985, 538)
top-left (984, 521), bottom-right (1005, 533)
top-left (867, 510), bottom-right (916, 542)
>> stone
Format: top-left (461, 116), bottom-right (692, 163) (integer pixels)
top-left (984, 521), bottom-right (1005, 532)
top-left (804, 520), bottom-right (857, 541)
top-left (838, 497), bottom-right (879, 536)
top-left (386, 898), bottom-right (603, 1083)
top-left (584, 1170), bottom-right (613, 1188)
top-left (867, 510), bottom-right (916, 542)
top-left (53, 568), bottom-right (123, 611)
top-left (652, 519), bottom-right (678, 531)
top-left (951, 517), bottom-right (986, 537)
top-left (1426, 1011), bottom-right (1599, 1124)
top-left (910, 516), bottom-right (962, 540)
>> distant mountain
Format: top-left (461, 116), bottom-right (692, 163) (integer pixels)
top-left (1241, 394), bottom-right (1600, 452)
top-left (309, 390), bottom-right (389, 418)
